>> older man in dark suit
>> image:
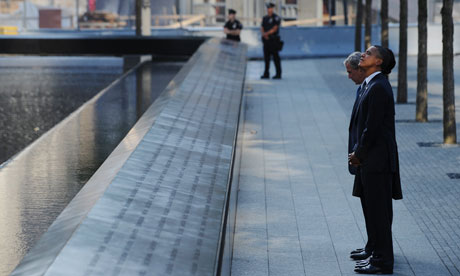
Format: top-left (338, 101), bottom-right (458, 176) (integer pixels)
top-left (344, 52), bottom-right (376, 264)
top-left (348, 46), bottom-right (403, 274)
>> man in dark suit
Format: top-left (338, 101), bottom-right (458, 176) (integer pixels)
top-left (344, 52), bottom-right (376, 264)
top-left (348, 46), bottom-right (403, 274)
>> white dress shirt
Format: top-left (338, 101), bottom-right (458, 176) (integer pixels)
top-left (364, 71), bottom-right (382, 87)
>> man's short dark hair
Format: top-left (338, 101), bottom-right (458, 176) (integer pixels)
top-left (228, 9), bottom-right (236, 14)
top-left (374, 45), bottom-right (396, 75)
top-left (266, 3), bottom-right (275, 8)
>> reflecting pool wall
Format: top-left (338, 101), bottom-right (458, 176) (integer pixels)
top-left (0, 59), bottom-right (183, 275)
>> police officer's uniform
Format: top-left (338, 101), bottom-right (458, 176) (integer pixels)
top-left (224, 18), bottom-right (243, 41)
top-left (261, 6), bottom-right (282, 78)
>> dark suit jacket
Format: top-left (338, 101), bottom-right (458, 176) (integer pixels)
top-left (348, 86), bottom-right (362, 175)
top-left (349, 73), bottom-right (403, 200)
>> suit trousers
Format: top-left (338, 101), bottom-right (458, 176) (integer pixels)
top-left (263, 44), bottom-right (281, 76)
top-left (360, 196), bottom-right (375, 253)
top-left (360, 171), bottom-right (394, 268)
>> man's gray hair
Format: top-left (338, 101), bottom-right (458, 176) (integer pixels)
top-left (343, 51), bottom-right (362, 70)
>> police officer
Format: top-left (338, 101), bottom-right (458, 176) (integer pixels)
top-left (261, 3), bottom-right (282, 79)
top-left (224, 9), bottom-right (243, 42)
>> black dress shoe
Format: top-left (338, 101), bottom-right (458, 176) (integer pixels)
top-left (356, 260), bottom-right (368, 265)
top-left (350, 248), bottom-right (365, 255)
top-left (260, 74), bottom-right (269, 79)
top-left (350, 250), bottom-right (372, 260)
top-left (355, 261), bottom-right (369, 268)
top-left (272, 75), bottom-right (282, 79)
top-left (354, 264), bottom-right (393, 274)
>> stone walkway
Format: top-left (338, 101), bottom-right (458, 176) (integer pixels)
top-left (231, 58), bottom-right (460, 276)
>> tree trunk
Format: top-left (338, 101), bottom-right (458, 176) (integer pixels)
top-left (355, 0), bottom-right (363, 51)
top-left (327, 0), bottom-right (333, 25)
top-left (397, 0), bottom-right (408, 103)
top-left (331, 0), bottom-right (336, 25)
top-left (416, 0), bottom-right (428, 122)
top-left (442, 0), bottom-right (457, 144)
top-left (365, 0), bottom-right (372, 49)
top-left (381, 0), bottom-right (389, 48)
top-left (343, 0), bottom-right (349, 25)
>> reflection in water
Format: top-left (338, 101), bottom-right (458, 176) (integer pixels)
top-left (0, 60), bottom-right (183, 275)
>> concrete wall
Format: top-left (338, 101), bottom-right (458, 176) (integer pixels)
top-left (160, 23), bottom-right (460, 58)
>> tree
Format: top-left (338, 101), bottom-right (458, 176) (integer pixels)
top-left (365, 0), bottom-right (372, 49)
top-left (343, 0), bottom-right (349, 25)
top-left (416, 0), bottom-right (428, 122)
top-left (397, 0), bottom-right (408, 103)
top-left (441, 0), bottom-right (457, 144)
top-left (381, 0), bottom-right (389, 48)
top-left (355, 0), bottom-right (363, 51)
top-left (329, 0), bottom-right (337, 25)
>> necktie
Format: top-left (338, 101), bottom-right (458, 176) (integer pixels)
top-left (355, 85), bottom-right (362, 101)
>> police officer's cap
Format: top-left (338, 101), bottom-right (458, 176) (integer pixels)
top-left (266, 3), bottom-right (275, 8)
top-left (228, 9), bottom-right (236, 14)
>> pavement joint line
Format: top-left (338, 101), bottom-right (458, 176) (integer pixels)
top-left (273, 80), bottom-right (308, 275)
top-left (286, 67), bottom-right (345, 275)
top-left (263, 88), bottom-right (271, 275)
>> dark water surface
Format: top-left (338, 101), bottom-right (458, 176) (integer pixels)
top-left (0, 57), bottom-right (124, 165)
top-left (0, 57), bottom-right (183, 275)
